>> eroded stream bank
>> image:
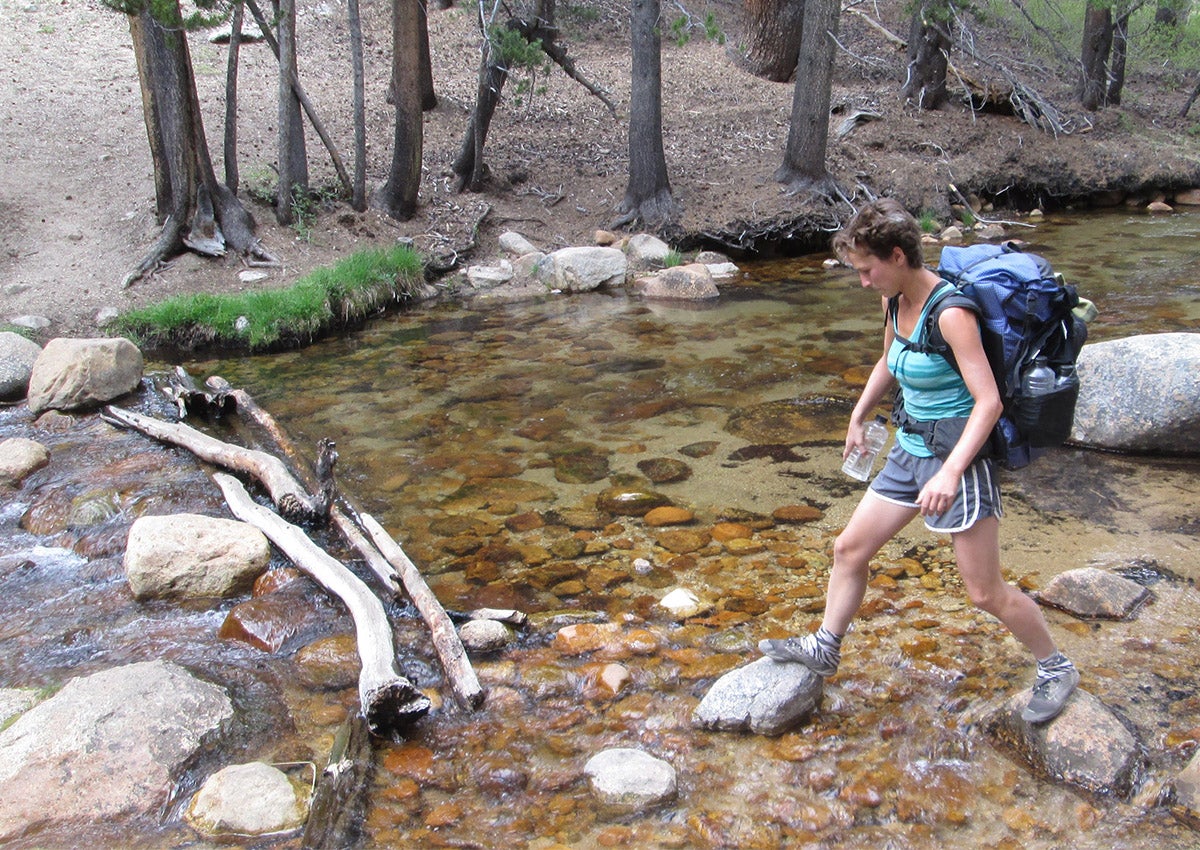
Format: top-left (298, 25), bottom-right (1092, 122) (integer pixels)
top-left (2, 210), bottom-right (1199, 848)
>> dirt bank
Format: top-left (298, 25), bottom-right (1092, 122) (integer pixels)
top-left (2, 0), bottom-right (1198, 340)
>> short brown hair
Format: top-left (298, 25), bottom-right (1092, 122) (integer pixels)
top-left (832, 199), bottom-right (924, 269)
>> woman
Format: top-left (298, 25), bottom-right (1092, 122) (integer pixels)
top-left (759, 199), bottom-right (1079, 724)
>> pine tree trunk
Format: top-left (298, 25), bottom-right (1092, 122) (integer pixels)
top-left (902, 5), bottom-right (950, 109)
top-left (348, 0), bottom-right (367, 210)
top-left (1079, 2), bottom-right (1112, 111)
top-left (378, 0), bottom-right (423, 219)
top-left (775, 0), bottom-right (839, 195)
top-left (275, 0), bottom-right (309, 224)
top-left (615, 0), bottom-right (678, 228)
top-left (740, 0), bottom-right (805, 82)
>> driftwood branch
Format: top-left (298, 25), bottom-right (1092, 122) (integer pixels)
top-left (208, 376), bottom-right (485, 711)
top-left (205, 377), bottom-right (403, 596)
top-left (101, 405), bottom-right (329, 522)
top-left (361, 513), bottom-right (485, 710)
top-left (215, 473), bottom-right (430, 738)
top-left (540, 38), bottom-right (617, 117)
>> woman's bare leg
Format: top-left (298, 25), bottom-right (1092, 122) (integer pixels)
top-left (821, 493), bottom-right (920, 635)
top-left (951, 515), bottom-right (1056, 658)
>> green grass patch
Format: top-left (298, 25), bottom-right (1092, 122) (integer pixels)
top-left (114, 245), bottom-right (425, 353)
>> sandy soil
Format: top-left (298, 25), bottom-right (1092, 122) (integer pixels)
top-left (2, 0), bottom-right (1199, 340)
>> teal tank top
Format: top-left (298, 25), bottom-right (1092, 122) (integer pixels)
top-left (887, 282), bottom-right (975, 457)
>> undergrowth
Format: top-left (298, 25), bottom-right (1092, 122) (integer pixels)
top-left (113, 245), bottom-right (425, 353)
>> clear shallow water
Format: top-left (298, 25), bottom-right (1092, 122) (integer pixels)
top-left (2, 210), bottom-right (1199, 849)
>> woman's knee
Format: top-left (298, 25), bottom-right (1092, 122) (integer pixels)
top-left (832, 530), bottom-right (874, 573)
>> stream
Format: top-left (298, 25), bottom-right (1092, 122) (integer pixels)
top-left (3, 209), bottom-right (1200, 849)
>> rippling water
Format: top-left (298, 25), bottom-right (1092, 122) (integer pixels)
top-left (3, 210), bottom-right (1199, 849)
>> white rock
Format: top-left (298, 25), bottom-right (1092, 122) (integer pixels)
top-left (124, 513), bottom-right (272, 601)
top-left (658, 587), bottom-right (704, 618)
top-left (186, 762), bottom-right (309, 837)
top-left (459, 619), bottom-right (513, 653)
top-left (0, 437), bottom-right (50, 487)
top-left (466, 259), bottom-right (515, 289)
top-left (584, 748), bottom-right (676, 814)
top-left (498, 231), bottom-right (539, 256)
top-left (26, 337), bottom-right (143, 414)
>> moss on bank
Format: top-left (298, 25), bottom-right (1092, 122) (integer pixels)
top-left (113, 246), bottom-right (425, 353)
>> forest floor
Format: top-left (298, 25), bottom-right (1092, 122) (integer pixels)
top-left (2, 0), bottom-right (1199, 341)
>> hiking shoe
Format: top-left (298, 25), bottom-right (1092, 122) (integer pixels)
top-left (758, 636), bottom-right (839, 677)
top-left (1021, 667), bottom-right (1080, 724)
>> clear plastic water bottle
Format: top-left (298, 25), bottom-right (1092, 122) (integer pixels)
top-left (1022, 356), bottom-right (1056, 397)
top-left (842, 415), bottom-right (889, 482)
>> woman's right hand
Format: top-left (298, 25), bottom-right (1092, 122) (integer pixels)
top-left (843, 419), bottom-right (866, 461)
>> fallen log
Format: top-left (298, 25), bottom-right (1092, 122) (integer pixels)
top-left (215, 472), bottom-right (430, 738)
top-left (209, 378), bottom-right (485, 710)
top-left (206, 377), bottom-right (403, 597)
top-left (101, 405), bottom-right (329, 522)
top-left (360, 513), bottom-right (485, 710)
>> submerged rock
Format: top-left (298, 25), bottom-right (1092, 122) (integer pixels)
top-left (583, 747), bottom-right (677, 814)
top-left (1169, 749), bottom-right (1200, 829)
top-left (596, 487), bottom-right (671, 516)
top-left (186, 762), bottom-right (309, 837)
top-left (692, 657), bottom-right (823, 736)
top-left (985, 687), bottom-right (1144, 798)
top-left (1036, 566), bottom-right (1152, 619)
top-left (725, 395), bottom-right (855, 444)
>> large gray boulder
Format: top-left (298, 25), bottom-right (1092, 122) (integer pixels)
top-left (27, 337), bottom-right (143, 414)
top-left (537, 246), bottom-right (627, 292)
top-left (985, 687), bottom-right (1143, 798)
top-left (1071, 333), bottom-right (1200, 453)
top-left (0, 660), bottom-right (234, 842)
top-left (0, 331), bottom-right (41, 400)
top-left (124, 513), bottom-right (272, 601)
top-left (692, 657), bottom-right (823, 736)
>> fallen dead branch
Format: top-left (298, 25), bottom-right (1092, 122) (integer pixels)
top-left (101, 405), bottom-right (330, 522)
top-left (215, 472), bottom-right (430, 738)
top-left (207, 376), bottom-right (485, 710)
top-left (360, 513), bottom-right (485, 710)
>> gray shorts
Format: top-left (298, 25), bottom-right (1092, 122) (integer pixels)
top-left (868, 443), bottom-right (1003, 533)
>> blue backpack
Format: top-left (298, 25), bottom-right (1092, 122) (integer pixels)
top-left (894, 242), bottom-right (1089, 469)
